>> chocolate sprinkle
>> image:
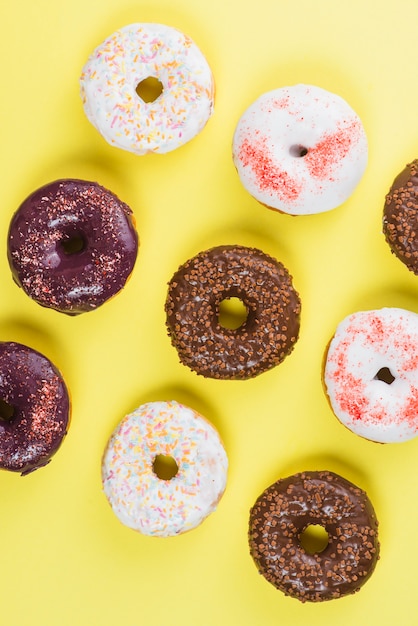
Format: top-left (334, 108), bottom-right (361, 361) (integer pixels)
top-left (7, 179), bottom-right (139, 314)
top-left (383, 160), bottom-right (418, 274)
top-left (0, 342), bottom-right (70, 475)
top-left (165, 245), bottom-right (301, 380)
top-left (248, 471), bottom-right (379, 602)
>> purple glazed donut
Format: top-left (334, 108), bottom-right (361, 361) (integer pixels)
top-left (7, 179), bottom-right (138, 314)
top-left (0, 342), bottom-right (70, 475)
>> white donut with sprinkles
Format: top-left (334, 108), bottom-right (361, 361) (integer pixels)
top-left (102, 400), bottom-right (228, 536)
top-left (324, 308), bottom-right (418, 443)
top-left (232, 84), bottom-right (368, 215)
top-left (80, 23), bottom-right (214, 155)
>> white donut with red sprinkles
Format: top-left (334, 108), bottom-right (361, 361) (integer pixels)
top-left (323, 308), bottom-right (418, 443)
top-left (232, 84), bottom-right (368, 215)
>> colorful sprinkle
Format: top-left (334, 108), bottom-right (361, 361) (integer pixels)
top-left (102, 401), bottom-right (228, 536)
top-left (80, 23), bottom-right (214, 155)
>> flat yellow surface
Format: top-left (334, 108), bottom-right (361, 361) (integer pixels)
top-left (0, 1), bottom-right (417, 624)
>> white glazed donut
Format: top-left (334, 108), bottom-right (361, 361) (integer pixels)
top-left (80, 23), bottom-right (214, 155)
top-left (101, 400), bottom-right (228, 536)
top-left (323, 308), bottom-right (418, 443)
top-left (232, 84), bottom-right (368, 215)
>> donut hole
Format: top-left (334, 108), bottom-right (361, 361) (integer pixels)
top-left (152, 454), bottom-right (179, 480)
top-left (60, 232), bottom-right (86, 256)
top-left (218, 297), bottom-right (249, 330)
top-left (374, 366), bottom-right (396, 385)
top-left (135, 76), bottom-right (164, 103)
top-left (289, 144), bottom-right (309, 158)
top-left (0, 398), bottom-right (14, 423)
top-left (299, 524), bottom-right (329, 554)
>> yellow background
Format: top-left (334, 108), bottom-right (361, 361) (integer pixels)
top-left (0, 0), bottom-right (417, 624)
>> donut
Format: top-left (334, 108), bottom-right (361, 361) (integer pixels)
top-left (0, 342), bottom-right (70, 475)
top-left (383, 159), bottom-right (418, 274)
top-left (101, 400), bottom-right (228, 536)
top-left (248, 470), bottom-right (379, 602)
top-left (323, 308), bottom-right (418, 443)
top-left (7, 179), bottom-right (138, 315)
top-left (165, 245), bottom-right (301, 380)
top-left (80, 23), bottom-right (214, 155)
top-left (232, 84), bottom-right (368, 215)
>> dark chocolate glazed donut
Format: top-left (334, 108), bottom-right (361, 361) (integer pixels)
top-left (248, 471), bottom-right (379, 602)
top-left (165, 245), bottom-right (301, 380)
top-left (383, 160), bottom-right (418, 274)
top-left (7, 179), bottom-right (138, 314)
top-left (0, 342), bottom-right (70, 475)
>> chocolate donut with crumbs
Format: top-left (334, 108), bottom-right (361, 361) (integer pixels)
top-left (165, 245), bottom-right (301, 380)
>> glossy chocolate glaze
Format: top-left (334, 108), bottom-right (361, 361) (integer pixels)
top-left (249, 471), bottom-right (379, 602)
top-left (383, 160), bottom-right (418, 274)
top-left (8, 179), bottom-right (139, 314)
top-left (0, 342), bottom-right (70, 475)
top-left (165, 245), bottom-right (301, 380)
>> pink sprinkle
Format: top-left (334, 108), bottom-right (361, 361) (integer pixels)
top-left (305, 120), bottom-right (360, 180)
top-left (400, 387), bottom-right (418, 430)
top-left (238, 136), bottom-right (302, 203)
top-left (335, 372), bottom-right (369, 422)
top-left (272, 96), bottom-right (290, 110)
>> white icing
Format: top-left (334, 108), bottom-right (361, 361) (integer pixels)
top-left (232, 84), bottom-right (368, 215)
top-left (80, 23), bottom-right (214, 155)
top-left (101, 400), bottom-right (228, 536)
top-left (324, 308), bottom-right (418, 443)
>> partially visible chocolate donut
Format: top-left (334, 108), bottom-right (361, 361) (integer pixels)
top-left (249, 471), bottom-right (379, 602)
top-left (8, 179), bottom-right (139, 314)
top-left (383, 160), bottom-right (418, 274)
top-left (165, 245), bottom-right (301, 380)
top-left (0, 342), bottom-right (70, 475)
